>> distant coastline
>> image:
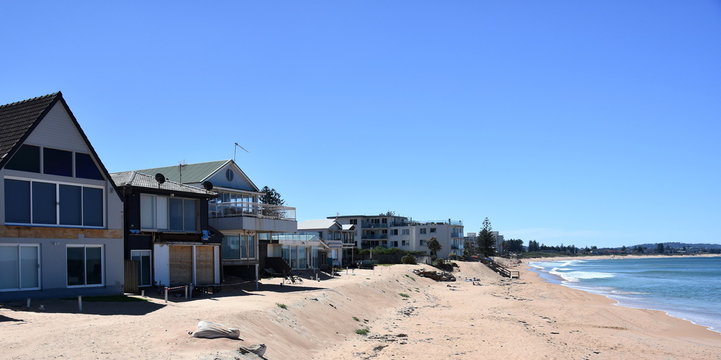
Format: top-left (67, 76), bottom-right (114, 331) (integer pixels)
top-left (527, 256), bottom-right (721, 334)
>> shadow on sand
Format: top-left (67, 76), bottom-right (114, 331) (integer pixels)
top-left (2, 297), bottom-right (166, 316)
top-left (0, 314), bottom-right (23, 322)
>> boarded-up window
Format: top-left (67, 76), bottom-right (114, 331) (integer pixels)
top-left (169, 246), bottom-right (192, 285)
top-left (196, 246), bottom-right (215, 285)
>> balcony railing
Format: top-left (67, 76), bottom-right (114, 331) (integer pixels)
top-left (361, 233), bottom-right (388, 240)
top-left (209, 201), bottom-right (296, 221)
top-left (451, 232), bottom-right (464, 238)
top-left (361, 222), bottom-right (388, 228)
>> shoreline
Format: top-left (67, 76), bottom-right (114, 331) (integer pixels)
top-left (524, 256), bottom-right (721, 335)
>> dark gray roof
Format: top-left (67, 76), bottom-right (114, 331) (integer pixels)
top-left (110, 171), bottom-right (215, 196)
top-left (134, 160), bottom-right (230, 184)
top-left (0, 92), bottom-right (61, 163)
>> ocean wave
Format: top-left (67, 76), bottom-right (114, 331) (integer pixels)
top-left (552, 270), bottom-right (615, 282)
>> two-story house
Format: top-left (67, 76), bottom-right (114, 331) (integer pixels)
top-left (131, 160), bottom-right (297, 279)
top-left (0, 92), bottom-right (124, 300)
top-left (111, 171), bottom-right (219, 289)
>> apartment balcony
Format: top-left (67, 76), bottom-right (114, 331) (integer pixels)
top-left (361, 222), bottom-right (388, 228)
top-left (361, 233), bottom-right (388, 240)
top-left (209, 201), bottom-right (297, 233)
top-left (451, 232), bottom-right (464, 238)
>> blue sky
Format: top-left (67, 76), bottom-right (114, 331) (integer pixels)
top-left (2, 1), bottom-right (719, 247)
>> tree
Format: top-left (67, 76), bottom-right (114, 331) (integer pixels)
top-left (260, 186), bottom-right (285, 205)
top-left (528, 240), bottom-right (540, 252)
top-left (477, 217), bottom-right (496, 257)
top-left (656, 243), bottom-right (665, 254)
top-left (427, 237), bottom-right (441, 259)
top-left (502, 239), bottom-right (524, 253)
top-left (260, 186), bottom-right (285, 217)
top-left (463, 238), bottom-right (478, 257)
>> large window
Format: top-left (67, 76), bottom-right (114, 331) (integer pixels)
top-left (4, 178), bottom-right (104, 227)
top-left (5, 144), bottom-right (104, 181)
top-left (75, 153), bottom-right (104, 180)
top-left (67, 245), bottom-right (103, 287)
top-left (221, 235), bottom-right (256, 260)
top-left (43, 148), bottom-right (73, 177)
top-left (5, 145), bottom-right (40, 173)
top-left (0, 244), bottom-right (40, 291)
top-left (142, 194), bottom-right (197, 232)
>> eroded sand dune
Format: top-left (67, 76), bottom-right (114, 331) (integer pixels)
top-left (1, 262), bottom-right (720, 359)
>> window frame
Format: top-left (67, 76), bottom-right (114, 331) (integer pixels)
top-left (0, 244), bottom-right (41, 292)
top-left (66, 244), bottom-right (104, 288)
top-left (130, 249), bottom-right (153, 287)
top-left (4, 176), bottom-right (105, 228)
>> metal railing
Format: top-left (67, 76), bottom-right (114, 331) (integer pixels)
top-left (361, 222), bottom-right (389, 228)
top-left (361, 233), bottom-right (388, 240)
top-left (209, 201), bottom-right (296, 221)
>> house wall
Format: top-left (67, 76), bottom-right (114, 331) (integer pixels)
top-left (0, 101), bottom-right (124, 300)
top-left (204, 163), bottom-right (257, 191)
top-left (153, 244), bottom-right (170, 286)
top-left (0, 237), bottom-right (123, 300)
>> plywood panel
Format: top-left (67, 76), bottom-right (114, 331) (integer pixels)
top-left (169, 246), bottom-right (192, 285)
top-left (196, 246), bottom-right (215, 285)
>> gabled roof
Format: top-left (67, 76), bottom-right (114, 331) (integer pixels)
top-left (0, 92), bottom-right (120, 196)
top-left (298, 219), bottom-right (341, 231)
top-left (135, 160), bottom-right (229, 184)
top-left (0, 92), bottom-right (61, 165)
top-left (110, 171), bottom-right (215, 196)
top-left (134, 159), bottom-right (259, 192)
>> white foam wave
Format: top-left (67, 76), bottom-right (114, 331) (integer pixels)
top-left (552, 271), bottom-right (615, 282)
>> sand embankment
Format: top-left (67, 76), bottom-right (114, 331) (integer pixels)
top-left (1, 262), bottom-right (720, 359)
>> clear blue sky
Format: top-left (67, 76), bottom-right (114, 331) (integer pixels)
top-left (2, 1), bottom-right (719, 247)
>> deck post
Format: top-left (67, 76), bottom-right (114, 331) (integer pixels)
top-left (77, 296), bottom-right (82, 313)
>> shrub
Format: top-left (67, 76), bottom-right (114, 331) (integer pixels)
top-left (401, 255), bottom-right (417, 264)
top-left (355, 328), bottom-right (369, 336)
top-left (276, 303), bottom-right (288, 310)
top-left (399, 293), bottom-right (410, 298)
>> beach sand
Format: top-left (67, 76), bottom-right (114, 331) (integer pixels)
top-left (1, 261), bottom-right (720, 359)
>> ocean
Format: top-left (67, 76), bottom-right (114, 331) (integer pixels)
top-left (530, 256), bottom-right (721, 333)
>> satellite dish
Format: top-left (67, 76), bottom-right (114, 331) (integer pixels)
top-left (155, 173), bottom-right (166, 184)
top-left (202, 181), bottom-right (213, 190)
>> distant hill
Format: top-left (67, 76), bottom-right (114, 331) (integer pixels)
top-left (630, 242), bottom-right (721, 251)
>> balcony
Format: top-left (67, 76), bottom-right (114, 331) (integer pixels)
top-left (361, 232), bottom-right (388, 240)
top-left (362, 222), bottom-right (388, 228)
top-left (210, 201), bottom-right (296, 220)
top-left (451, 232), bottom-right (464, 238)
top-left (209, 201), bottom-right (297, 233)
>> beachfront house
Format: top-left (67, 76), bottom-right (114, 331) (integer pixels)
top-left (331, 214), bottom-right (464, 259)
top-left (0, 92), bottom-right (124, 300)
top-left (267, 219), bottom-right (355, 271)
top-left (110, 171), bottom-right (220, 290)
top-left (131, 160), bottom-right (297, 279)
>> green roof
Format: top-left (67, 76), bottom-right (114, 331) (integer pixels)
top-left (135, 160), bottom-right (229, 184)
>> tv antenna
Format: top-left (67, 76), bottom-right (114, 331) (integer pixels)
top-left (234, 142), bottom-right (249, 162)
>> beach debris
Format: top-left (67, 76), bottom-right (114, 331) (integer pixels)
top-left (191, 320), bottom-right (241, 340)
top-left (412, 269), bottom-right (456, 282)
top-left (197, 345), bottom-right (267, 360)
top-left (239, 344), bottom-right (267, 357)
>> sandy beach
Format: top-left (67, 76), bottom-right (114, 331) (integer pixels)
top-left (1, 261), bottom-right (720, 360)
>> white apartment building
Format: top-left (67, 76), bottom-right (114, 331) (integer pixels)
top-left (329, 214), bottom-right (464, 259)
